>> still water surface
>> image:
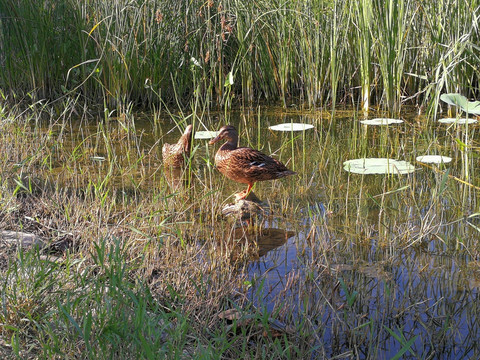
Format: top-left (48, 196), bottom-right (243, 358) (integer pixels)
top-left (52, 107), bottom-right (480, 358)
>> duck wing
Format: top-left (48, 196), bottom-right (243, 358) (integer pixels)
top-left (163, 143), bottom-right (185, 168)
top-left (218, 147), bottom-right (295, 182)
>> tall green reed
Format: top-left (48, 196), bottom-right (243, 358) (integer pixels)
top-left (372, 0), bottom-right (413, 114)
top-left (0, 0), bottom-right (92, 100)
top-left (0, 0), bottom-right (478, 113)
top-left (353, 0), bottom-right (373, 113)
top-left (422, 0), bottom-right (480, 118)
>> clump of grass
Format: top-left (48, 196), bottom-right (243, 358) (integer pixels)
top-left (353, 0), bottom-right (373, 113)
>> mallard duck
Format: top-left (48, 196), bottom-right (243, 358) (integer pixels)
top-left (209, 125), bottom-right (296, 199)
top-left (162, 125), bottom-right (193, 168)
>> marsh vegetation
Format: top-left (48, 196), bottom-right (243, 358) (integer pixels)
top-left (1, 0), bottom-right (480, 359)
top-left (1, 104), bottom-right (480, 358)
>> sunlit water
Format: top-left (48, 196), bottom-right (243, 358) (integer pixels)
top-left (49, 108), bottom-right (480, 358)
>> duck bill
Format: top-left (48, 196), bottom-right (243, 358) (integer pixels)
top-left (208, 134), bottom-right (221, 145)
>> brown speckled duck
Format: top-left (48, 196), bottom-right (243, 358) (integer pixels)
top-left (162, 125), bottom-right (193, 168)
top-left (209, 125), bottom-right (296, 199)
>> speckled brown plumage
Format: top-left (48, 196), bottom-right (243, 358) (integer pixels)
top-left (209, 125), bottom-right (296, 199)
top-left (162, 125), bottom-right (193, 168)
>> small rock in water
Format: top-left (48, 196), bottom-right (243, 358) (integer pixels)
top-left (222, 191), bottom-right (264, 221)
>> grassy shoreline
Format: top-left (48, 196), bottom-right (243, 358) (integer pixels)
top-left (1, 99), bottom-right (480, 358)
top-left (0, 103), bottom-right (314, 358)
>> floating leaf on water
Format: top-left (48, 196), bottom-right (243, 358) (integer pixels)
top-left (91, 156), bottom-right (106, 161)
top-left (438, 117), bottom-right (477, 125)
top-left (440, 93), bottom-right (480, 116)
top-left (416, 155), bottom-right (452, 164)
top-left (343, 158), bottom-right (415, 175)
top-left (360, 118), bottom-right (404, 125)
top-left (268, 123), bottom-right (314, 131)
top-left (194, 130), bottom-right (220, 139)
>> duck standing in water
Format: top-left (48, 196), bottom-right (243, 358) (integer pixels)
top-left (209, 125), bottom-right (296, 199)
top-left (162, 125), bottom-right (193, 169)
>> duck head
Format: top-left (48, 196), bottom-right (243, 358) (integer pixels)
top-left (208, 125), bottom-right (238, 146)
top-left (181, 124), bottom-right (193, 151)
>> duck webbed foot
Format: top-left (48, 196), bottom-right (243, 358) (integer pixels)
top-left (235, 190), bottom-right (262, 203)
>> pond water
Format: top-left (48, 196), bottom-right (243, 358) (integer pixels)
top-left (43, 107), bottom-right (480, 358)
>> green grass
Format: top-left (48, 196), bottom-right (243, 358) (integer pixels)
top-left (2, 86), bottom-right (480, 357)
top-left (0, 0), bottom-right (478, 113)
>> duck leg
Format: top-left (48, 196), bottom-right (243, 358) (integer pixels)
top-left (236, 183), bottom-right (253, 200)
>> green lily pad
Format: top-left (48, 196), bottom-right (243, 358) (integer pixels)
top-left (440, 93), bottom-right (480, 115)
top-left (343, 158), bottom-right (415, 175)
top-left (416, 155), bottom-right (452, 164)
top-left (194, 130), bottom-right (220, 139)
top-left (268, 123), bottom-right (314, 131)
top-left (438, 118), bottom-right (477, 125)
top-left (360, 118), bottom-right (404, 125)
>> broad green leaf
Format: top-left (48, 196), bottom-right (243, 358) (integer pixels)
top-left (440, 93), bottom-right (480, 115)
top-left (440, 93), bottom-right (469, 109)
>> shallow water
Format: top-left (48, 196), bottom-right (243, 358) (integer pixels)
top-left (45, 107), bottom-right (480, 358)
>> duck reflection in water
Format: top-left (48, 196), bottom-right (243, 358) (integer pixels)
top-left (220, 190), bottom-right (294, 263)
top-left (223, 226), bottom-right (295, 264)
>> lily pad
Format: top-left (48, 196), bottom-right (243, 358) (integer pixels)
top-left (194, 130), bottom-right (220, 139)
top-left (91, 156), bottom-right (106, 162)
top-left (438, 118), bottom-right (477, 125)
top-left (268, 123), bottom-right (314, 132)
top-left (360, 118), bottom-right (404, 125)
top-left (416, 155), bottom-right (452, 164)
top-left (343, 158), bottom-right (415, 175)
top-left (440, 93), bottom-right (480, 116)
